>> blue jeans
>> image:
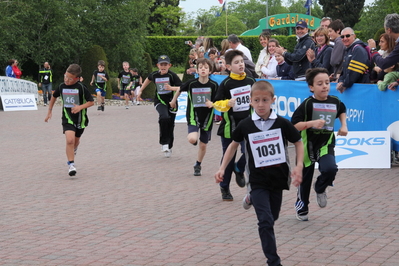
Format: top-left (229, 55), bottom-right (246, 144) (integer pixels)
top-left (251, 188), bottom-right (283, 266)
top-left (219, 137), bottom-right (245, 190)
top-left (42, 83), bottom-right (52, 104)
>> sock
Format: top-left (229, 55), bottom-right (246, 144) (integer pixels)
top-left (195, 161), bottom-right (201, 166)
top-left (68, 161), bottom-right (74, 165)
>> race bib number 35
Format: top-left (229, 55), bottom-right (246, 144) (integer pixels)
top-left (248, 128), bottom-right (286, 168)
top-left (62, 89), bottom-right (80, 108)
top-left (192, 87), bottom-right (211, 107)
top-left (230, 85), bottom-right (251, 112)
top-left (155, 77), bottom-right (171, 95)
top-left (312, 103), bottom-right (337, 131)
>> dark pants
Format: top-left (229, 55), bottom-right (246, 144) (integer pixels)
top-left (155, 103), bottom-right (176, 149)
top-left (251, 188), bottom-right (283, 266)
top-left (219, 137), bottom-right (245, 190)
top-left (295, 154), bottom-right (338, 215)
top-left (42, 83), bottom-right (52, 104)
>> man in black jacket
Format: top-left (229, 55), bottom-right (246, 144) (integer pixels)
top-left (275, 20), bottom-right (315, 79)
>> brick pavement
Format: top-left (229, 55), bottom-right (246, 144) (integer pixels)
top-left (0, 105), bottom-right (398, 266)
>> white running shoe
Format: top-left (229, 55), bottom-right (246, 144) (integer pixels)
top-left (296, 213), bottom-right (308, 221)
top-left (68, 164), bottom-right (76, 176)
top-left (316, 191), bottom-right (327, 208)
top-left (242, 193), bottom-right (252, 210)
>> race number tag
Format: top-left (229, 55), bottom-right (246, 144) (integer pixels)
top-left (248, 128), bottom-right (286, 168)
top-left (155, 77), bottom-right (171, 94)
top-left (192, 87), bottom-right (211, 107)
top-left (96, 73), bottom-right (106, 83)
top-left (230, 85), bottom-right (251, 112)
top-left (122, 75), bottom-right (131, 84)
top-left (62, 88), bottom-right (80, 108)
top-left (44, 75), bottom-right (49, 81)
top-left (312, 103), bottom-right (337, 131)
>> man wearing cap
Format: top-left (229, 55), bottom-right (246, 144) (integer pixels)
top-left (275, 20), bottom-right (315, 78)
top-left (228, 34), bottom-right (253, 62)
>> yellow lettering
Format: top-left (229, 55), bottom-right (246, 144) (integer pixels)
top-left (286, 14), bottom-right (290, 24)
top-left (291, 17), bottom-right (296, 24)
top-left (269, 17), bottom-right (275, 28)
top-left (310, 18), bottom-right (315, 27)
top-left (277, 18), bottom-right (281, 25)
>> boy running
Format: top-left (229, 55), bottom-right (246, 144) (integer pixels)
top-left (45, 64), bottom-right (94, 176)
top-left (118, 61), bottom-right (133, 109)
top-left (137, 55), bottom-right (182, 157)
top-left (170, 58), bottom-right (218, 176)
top-left (90, 60), bottom-right (109, 111)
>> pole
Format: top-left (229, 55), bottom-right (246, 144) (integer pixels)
top-left (225, 0), bottom-right (228, 36)
top-left (266, 0), bottom-right (268, 30)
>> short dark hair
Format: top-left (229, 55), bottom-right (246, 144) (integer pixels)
top-left (305, 68), bottom-right (329, 86)
top-left (196, 58), bottom-right (213, 73)
top-left (224, 50), bottom-right (244, 65)
top-left (328, 19), bottom-right (345, 33)
top-left (98, 60), bottom-right (105, 66)
top-left (131, 68), bottom-right (138, 72)
top-left (66, 64), bottom-right (82, 77)
top-left (7, 59), bottom-right (15, 66)
top-left (228, 34), bottom-right (240, 44)
top-left (250, 80), bottom-right (275, 98)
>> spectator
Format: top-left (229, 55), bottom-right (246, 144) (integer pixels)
top-left (220, 39), bottom-right (230, 56)
top-left (336, 27), bottom-right (371, 93)
top-left (275, 20), bottom-right (315, 78)
top-left (5, 59), bottom-right (16, 78)
top-left (320, 17), bottom-right (332, 29)
top-left (203, 37), bottom-right (217, 59)
top-left (228, 34), bottom-right (253, 62)
top-left (306, 27), bottom-right (333, 74)
top-left (258, 38), bottom-right (279, 79)
top-left (12, 60), bottom-right (22, 79)
top-left (328, 19), bottom-right (345, 81)
top-left (369, 13), bottom-right (399, 82)
top-left (38, 61), bottom-right (53, 106)
top-left (275, 52), bottom-right (294, 80)
top-left (377, 63), bottom-right (399, 91)
top-left (255, 32), bottom-right (270, 77)
top-left (368, 33), bottom-right (396, 82)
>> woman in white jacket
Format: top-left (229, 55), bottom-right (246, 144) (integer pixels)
top-left (255, 32), bottom-right (270, 78)
top-left (258, 38), bottom-right (279, 79)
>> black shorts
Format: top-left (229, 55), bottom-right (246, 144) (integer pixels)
top-left (188, 125), bottom-right (211, 144)
top-left (63, 123), bottom-right (85, 138)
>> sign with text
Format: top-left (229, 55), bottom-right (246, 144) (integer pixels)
top-left (335, 131), bottom-right (390, 169)
top-left (1, 94), bottom-right (37, 111)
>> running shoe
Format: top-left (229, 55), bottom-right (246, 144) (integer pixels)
top-left (68, 164), bottom-right (76, 176)
top-left (242, 193), bottom-right (252, 210)
top-left (193, 165), bottom-right (201, 176)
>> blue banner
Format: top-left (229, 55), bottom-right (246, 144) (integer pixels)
top-left (209, 74), bottom-right (399, 151)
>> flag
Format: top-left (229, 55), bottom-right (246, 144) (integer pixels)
top-left (218, 0), bottom-right (224, 4)
top-left (216, 2), bottom-right (226, 17)
top-left (304, 0), bottom-right (312, 15)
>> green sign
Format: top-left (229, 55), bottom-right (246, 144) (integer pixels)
top-left (241, 13), bottom-right (321, 36)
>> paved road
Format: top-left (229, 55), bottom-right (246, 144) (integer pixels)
top-left (1, 105), bottom-right (398, 266)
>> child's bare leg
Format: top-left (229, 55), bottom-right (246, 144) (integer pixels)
top-left (65, 131), bottom-right (76, 162)
top-left (187, 132), bottom-right (198, 145)
top-left (96, 91), bottom-right (102, 106)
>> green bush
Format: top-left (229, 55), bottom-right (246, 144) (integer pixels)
top-left (80, 45), bottom-right (112, 99)
top-left (373, 28), bottom-right (386, 43)
top-left (140, 52), bottom-right (156, 100)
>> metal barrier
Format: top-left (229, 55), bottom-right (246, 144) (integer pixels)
top-left (0, 76), bottom-right (38, 100)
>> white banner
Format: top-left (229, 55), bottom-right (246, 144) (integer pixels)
top-left (175, 92), bottom-right (187, 124)
top-left (1, 94), bottom-right (37, 111)
top-left (335, 131), bottom-right (390, 169)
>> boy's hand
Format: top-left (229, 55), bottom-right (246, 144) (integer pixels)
top-left (44, 113), bottom-right (52, 122)
top-left (164, 84), bottom-right (172, 91)
top-left (71, 104), bottom-right (82, 114)
top-left (228, 98), bottom-right (236, 107)
top-left (137, 92), bottom-right (143, 101)
top-left (337, 125), bottom-right (348, 136)
top-left (291, 165), bottom-right (303, 187)
top-left (170, 100), bottom-right (176, 109)
top-left (214, 170), bottom-right (225, 183)
top-left (205, 99), bottom-right (213, 108)
top-left (312, 119), bottom-right (326, 129)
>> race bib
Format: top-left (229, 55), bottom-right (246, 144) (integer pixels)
top-left (62, 88), bottom-right (80, 108)
top-left (44, 75), bottom-right (49, 81)
top-left (230, 85), bottom-right (251, 112)
top-left (96, 73), bottom-right (106, 83)
top-left (248, 128), bottom-right (286, 168)
top-left (312, 103), bottom-right (337, 131)
top-left (192, 87), bottom-right (211, 107)
top-left (155, 77), bottom-right (171, 95)
top-left (121, 75), bottom-right (130, 84)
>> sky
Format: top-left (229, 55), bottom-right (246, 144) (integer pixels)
top-left (179, 0), bottom-right (373, 15)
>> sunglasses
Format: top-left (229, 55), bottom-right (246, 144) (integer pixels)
top-left (340, 34), bottom-right (354, 39)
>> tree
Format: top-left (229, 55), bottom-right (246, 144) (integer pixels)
top-left (207, 14), bottom-right (247, 36)
top-left (148, 0), bottom-right (183, 36)
top-left (318, 0), bottom-right (365, 27)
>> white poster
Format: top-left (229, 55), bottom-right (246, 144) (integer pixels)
top-left (335, 131), bottom-right (390, 169)
top-left (1, 94), bottom-right (37, 111)
top-left (175, 92), bottom-right (187, 124)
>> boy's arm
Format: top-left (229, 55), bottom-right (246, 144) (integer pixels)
top-left (291, 140), bottom-right (304, 187)
top-left (137, 77), bottom-right (151, 100)
top-left (170, 87), bottom-right (181, 109)
top-left (90, 74), bottom-right (95, 86)
top-left (215, 141), bottom-right (240, 183)
top-left (294, 119), bottom-right (326, 131)
top-left (71, 100), bottom-right (94, 114)
top-left (44, 95), bottom-right (57, 122)
top-left (337, 112), bottom-right (348, 136)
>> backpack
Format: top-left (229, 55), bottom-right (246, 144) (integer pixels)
top-left (351, 43), bottom-right (373, 83)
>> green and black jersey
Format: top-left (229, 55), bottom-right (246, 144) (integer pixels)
top-left (92, 70), bottom-right (109, 90)
top-left (180, 78), bottom-right (218, 131)
top-left (214, 76), bottom-right (256, 138)
top-left (53, 82), bottom-right (94, 129)
top-left (291, 95), bottom-right (346, 167)
top-left (147, 70), bottom-right (182, 108)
